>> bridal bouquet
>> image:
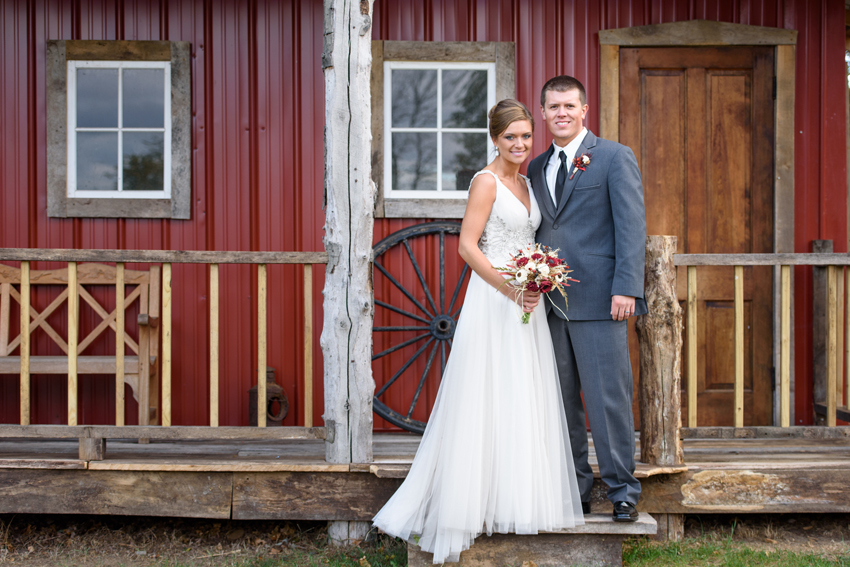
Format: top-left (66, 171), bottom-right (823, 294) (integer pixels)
top-left (494, 243), bottom-right (579, 323)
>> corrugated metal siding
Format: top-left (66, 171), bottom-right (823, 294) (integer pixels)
top-left (0, 0), bottom-right (326, 428)
top-left (370, 0), bottom-right (847, 428)
top-left (0, 0), bottom-right (845, 428)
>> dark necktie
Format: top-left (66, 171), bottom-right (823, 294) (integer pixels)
top-left (554, 151), bottom-right (567, 206)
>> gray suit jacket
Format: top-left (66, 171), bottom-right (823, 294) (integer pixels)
top-left (528, 130), bottom-right (647, 320)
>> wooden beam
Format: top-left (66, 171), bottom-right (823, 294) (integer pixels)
top-left (258, 264), bottom-right (267, 428)
top-left (116, 263), bottom-right (125, 427)
top-left (687, 266), bottom-right (697, 427)
top-left (210, 264), bottom-right (219, 427)
top-left (19, 261), bottom-right (30, 426)
top-left (0, 248), bottom-right (327, 265)
top-left (162, 263), bottom-right (172, 427)
top-left (304, 264), bottom-right (314, 428)
top-left (68, 262), bottom-right (78, 426)
top-left (780, 265), bottom-right (791, 427)
top-left (681, 425), bottom-right (850, 439)
top-left (674, 253), bottom-right (850, 266)
top-left (598, 20), bottom-right (797, 46)
top-left (734, 266), bottom-right (744, 427)
top-left (635, 236), bottom-right (684, 466)
top-left (599, 44), bottom-right (619, 141)
top-left (827, 265), bottom-right (838, 427)
top-left (0, 424), bottom-right (329, 440)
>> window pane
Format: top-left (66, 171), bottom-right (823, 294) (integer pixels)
top-left (123, 132), bottom-right (164, 191)
top-left (123, 69), bottom-right (165, 128)
top-left (77, 69), bottom-right (118, 128)
top-left (392, 70), bottom-right (437, 128)
top-left (392, 132), bottom-right (437, 191)
top-left (442, 133), bottom-right (488, 191)
top-left (442, 70), bottom-right (488, 128)
top-left (77, 132), bottom-right (118, 191)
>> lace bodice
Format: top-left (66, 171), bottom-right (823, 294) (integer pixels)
top-left (472, 170), bottom-right (541, 264)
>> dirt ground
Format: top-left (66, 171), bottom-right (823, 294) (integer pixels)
top-left (0, 513), bottom-right (848, 566)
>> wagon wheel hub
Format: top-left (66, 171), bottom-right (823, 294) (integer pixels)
top-left (430, 314), bottom-right (456, 341)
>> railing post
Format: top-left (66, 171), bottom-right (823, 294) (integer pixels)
top-left (636, 235), bottom-right (684, 466)
top-left (116, 263), bottom-right (125, 427)
top-left (20, 261), bottom-right (30, 426)
top-left (812, 240), bottom-right (832, 425)
top-left (734, 265), bottom-right (744, 427)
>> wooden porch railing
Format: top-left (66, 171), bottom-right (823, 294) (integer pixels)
top-left (0, 248), bottom-right (330, 459)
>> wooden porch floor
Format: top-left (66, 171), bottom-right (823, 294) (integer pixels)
top-left (1, 433), bottom-right (848, 518)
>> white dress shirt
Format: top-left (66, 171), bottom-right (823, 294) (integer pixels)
top-left (545, 127), bottom-right (589, 205)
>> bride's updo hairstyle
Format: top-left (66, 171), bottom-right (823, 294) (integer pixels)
top-left (488, 99), bottom-right (534, 140)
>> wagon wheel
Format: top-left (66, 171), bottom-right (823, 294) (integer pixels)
top-left (372, 221), bottom-right (471, 434)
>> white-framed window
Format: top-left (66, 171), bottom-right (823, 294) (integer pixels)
top-left (67, 60), bottom-right (172, 199)
top-left (383, 61), bottom-right (496, 199)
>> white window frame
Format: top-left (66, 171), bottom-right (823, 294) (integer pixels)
top-left (383, 61), bottom-right (496, 200)
top-left (67, 60), bottom-right (172, 200)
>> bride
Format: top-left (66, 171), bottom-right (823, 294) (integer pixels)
top-left (372, 99), bottom-right (584, 564)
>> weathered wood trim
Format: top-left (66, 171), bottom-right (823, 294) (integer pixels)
top-left (599, 20), bottom-right (797, 46)
top-left (734, 265), bottom-right (744, 427)
top-left (681, 426), bottom-right (850, 439)
top-left (674, 253), bottom-right (850, 266)
top-left (599, 44), bottom-right (619, 140)
top-left (65, 40), bottom-right (171, 61)
top-left (373, 40), bottom-right (515, 218)
top-left (0, 248), bottom-right (327, 264)
top-left (0, 425), bottom-right (328, 440)
top-left (813, 403), bottom-right (850, 423)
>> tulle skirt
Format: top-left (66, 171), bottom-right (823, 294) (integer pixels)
top-left (372, 272), bottom-right (584, 564)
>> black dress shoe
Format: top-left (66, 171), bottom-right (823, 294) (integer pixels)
top-left (612, 501), bottom-right (638, 522)
top-left (581, 501), bottom-right (591, 515)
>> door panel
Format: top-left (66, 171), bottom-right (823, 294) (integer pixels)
top-left (621, 46), bottom-right (775, 427)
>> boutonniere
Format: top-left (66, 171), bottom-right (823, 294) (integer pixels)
top-left (570, 152), bottom-right (592, 180)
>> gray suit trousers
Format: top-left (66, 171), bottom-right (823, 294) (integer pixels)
top-left (547, 312), bottom-right (641, 505)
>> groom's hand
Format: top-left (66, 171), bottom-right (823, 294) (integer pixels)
top-left (611, 295), bottom-right (636, 321)
top-left (521, 291), bottom-right (541, 312)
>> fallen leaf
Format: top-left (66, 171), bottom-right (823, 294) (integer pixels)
top-left (226, 529), bottom-right (245, 541)
top-left (269, 548), bottom-right (280, 555)
top-left (359, 557), bottom-right (372, 567)
top-left (521, 562), bottom-right (538, 567)
top-left (803, 526), bottom-right (814, 530)
top-left (764, 538), bottom-right (777, 544)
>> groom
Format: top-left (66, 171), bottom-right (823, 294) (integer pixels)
top-left (529, 75), bottom-right (647, 521)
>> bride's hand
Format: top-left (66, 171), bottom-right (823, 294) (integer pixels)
top-left (506, 286), bottom-right (541, 312)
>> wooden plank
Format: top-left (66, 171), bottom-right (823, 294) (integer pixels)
top-left (0, 263), bottom-right (150, 285)
top-left (303, 264), bottom-right (314, 428)
top-left (774, 45), bottom-right (795, 256)
top-left (0, 282), bottom-right (10, 356)
top-left (828, 265), bottom-right (838, 426)
top-left (116, 263), bottom-right (125, 427)
top-left (838, 269), bottom-right (845, 410)
top-left (19, 262), bottom-right (30, 426)
top-left (66, 39), bottom-right (171, 61)
top-left (780, 265), bottom-right (791, 426)
top-left (0, 469), bottom-right (232, 518)
top-left (6, 287), bottom-right (70, 353)
top-left (599, 44), bottom-right (619, 141)
top-left (846, 268), bottom-right (850, 409)
top-left (0, 425), bottom-right (329, 440)
top-left (0, 459), bottom-right (86, 470)
top-left (79, 438), bottom-right (106, 461)
top-left (814, 403), bottom-right (850, 423)
top-left (734, 265), bottom-right (744, 427)
top-left (210, 263), bottom-right (219, 427)
top-left (138, 279), bottom-right (150, 427)
top-left (162, 263), bottom-right (172, 427)
top-left (382, 40), bottom-right (496, 62)
top-left (687, 266), bottom-right (697, 427)
top-left (0, 356), bottom-right (143, 374)
top-left (258, 264), bottom-right (267, 428)
top-left (76, 284), bottom-right (142, 354)
top-left (0, 249), bottom-right (328, 265)
top-left (89, 461), bottom-right (349, 473)
top-left (681, 426), bottom-right (850, 439)
top-left (674, 253), bottom-right (850, 266)
top-left (598, 20), bottom-right (797, 46)
top-left (148, 265), bottom-right (161, 425)
top-left (68, 262), bottom-right (78, 426)
top-left (232, 472), bottom-right (402, 520)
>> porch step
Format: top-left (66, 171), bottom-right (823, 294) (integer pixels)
top-left (407, 513), bottom-right (656, 567)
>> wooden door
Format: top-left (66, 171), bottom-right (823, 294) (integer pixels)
top-left (621, 46), bottom-right (775, 427)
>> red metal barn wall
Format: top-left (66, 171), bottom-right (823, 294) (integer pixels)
top-left (370, 0), bottom-right (847, 429)
top-left (0, 0), bottom-right (326, 427)
top-left (0, 1), bottom-right (845, 429)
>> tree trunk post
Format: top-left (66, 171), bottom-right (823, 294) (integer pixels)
top-left (322, 0), bottom-right (376, 544)
top-left (635, 235), bottom-right (684, 466)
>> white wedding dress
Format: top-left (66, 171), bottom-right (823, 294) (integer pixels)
top-left (372, 170), bottom-right (584, 564)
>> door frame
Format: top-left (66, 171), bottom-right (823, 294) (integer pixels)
top-left (599, 20), bottom-right (798, 426)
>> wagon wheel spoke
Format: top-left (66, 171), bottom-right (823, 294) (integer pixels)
top-left (374, 326), bottom-right (430, 332)
top-left (403, 239), bottom-right (439, 316)
top-left (374, 260), bottom-right (434, 318)
top-left (439, 233), bottom-right (446, 314)
top-left (375, 337), bottom-right (436, 398)
top-left (440, 341), bottom-right (446, 377)
top-left (407, 341), bottom-right (439, 418)
top-left (375, 300), bottom-right (431, 324)
top-left (447, 263), bottom-right (470, 316)
top-left (372, 333), bottom-right (429, 361)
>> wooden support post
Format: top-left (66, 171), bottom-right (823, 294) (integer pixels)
top-left (304, 264), bottom-right (314, 428)
top-left (68, 262), bottom-right (78, 426)
top-left (148, 265), bottom-right (161, 426)
top-left (79, 438), bottom-right (105, 461)
top-left (734, 265), bottom-right (744, 427)
top-left (20, 262), bottom-right (30, 426)
top-left (257, 264), bottom-right (267, 428)
top-left (651, 513), bottom-right (684, 543)
top-left (813, 240), bottom-right (832, 424)
top-left (780, 265), bottom-right (791, 427)
top-left (636, 236), bottom-right (684, 466)
top-left (846, 267), bottom-right (850, 409)
top-left (162, 263), bottom-right (172, 427)
top-left (323, 0), bottom-right (375, 543)
top-left (687, 265), bottom-right (697, 428)
top-left (116, 263), bottom-right (125, 427)
top-left (827, 265), bottom-right (838, 427)
top-left (210, 264), bottom-right (219, 427)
